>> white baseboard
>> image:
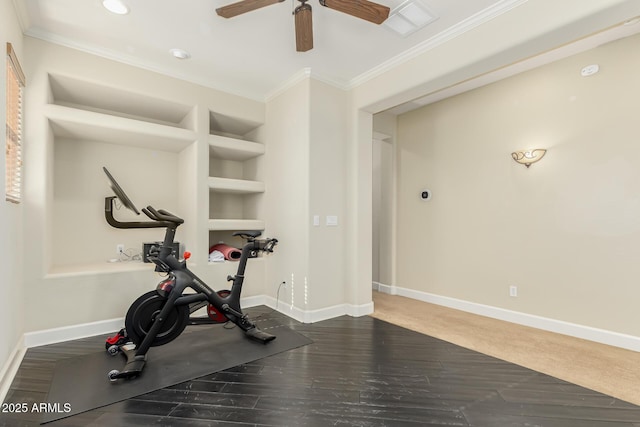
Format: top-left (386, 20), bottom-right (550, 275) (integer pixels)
top-left (23, 317), bottom-right (125, 349)
top-left (260, 295), bottom-right (373, 323)
top-left (0, 337), bottom-right (26, 404)
top-left (373, 282), bottom-right (397, 295)
top-left (374, 283), bottom-right (640, 353)
top-left (20, 293), bottom-right (373, 350)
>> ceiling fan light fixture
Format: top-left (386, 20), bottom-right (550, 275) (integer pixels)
top-left (384, 0), bottom-right (437, 37)
top-left (102, 0), bottom-right (129, 15)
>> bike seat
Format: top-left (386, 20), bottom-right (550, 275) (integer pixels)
top-left (233, 231), bottom-right (262, 239)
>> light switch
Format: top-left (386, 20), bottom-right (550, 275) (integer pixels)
top-left (326, 215), bottom-right (338, 226)
top-left (313, 215), bottom-right (320, 226)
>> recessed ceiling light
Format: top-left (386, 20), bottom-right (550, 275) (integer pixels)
top-left (170, 48), bottom-right (191, 60)
top-left (580, 64), bottom-right (599, 77)
top-left (103, 0), bottom-right (129, 15)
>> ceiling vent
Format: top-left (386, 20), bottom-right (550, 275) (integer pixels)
top-left (383, 0), bottom-right (438, 37)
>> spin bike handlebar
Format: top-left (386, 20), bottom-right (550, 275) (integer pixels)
top-left (104, 196), bottom-right (183, 230)
top-left (103, 167), bottom-right (183, 230)
top-left (142, 206), bottom-right (184, 225)
top-left (231, 231), bottom-right (277, 253)
top-left (254, 238), bottom-right (278, 253)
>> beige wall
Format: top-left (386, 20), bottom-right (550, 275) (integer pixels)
top-left (308, 79), bottom-right (348, 310)
top-left (395, 32), bottom-right (640, 336)
top-left (262, 78), bottom-right (351, 315)
top-left (372, 113), bottom-right (397, 286)
top-left (0, 0), bottom-right (25, 383)
top-left (263, 79), bottom-right (311, 310)
top-left (52, 139), bottom-right (180, 267)
top-left (349, 0), bottom-right (640, 316)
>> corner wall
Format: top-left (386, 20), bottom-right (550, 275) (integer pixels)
top-left (263, 77), bottom-right (356, 320)
top-left (0, 0), bottom-right (25, 401)
top-left (372, 113), bottom-right (397, 288)
top-left (262, 78), bottom-right (311, 313)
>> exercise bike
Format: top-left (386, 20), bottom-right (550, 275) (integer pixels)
top-left (102, 167), bottom-right (277, 382)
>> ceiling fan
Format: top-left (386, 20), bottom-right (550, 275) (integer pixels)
top-left (216, 0), bottom-right (391, 52)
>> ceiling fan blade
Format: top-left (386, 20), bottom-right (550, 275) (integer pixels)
top-left (320, 0), bottom-right (389, 24)
top-left (295, 3), bottom-right (313, 52)
top-left (216, 0), bottom-right (284, 18)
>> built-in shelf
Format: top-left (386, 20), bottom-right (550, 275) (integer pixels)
top-left (208, 257), bottom-right (264, 268)
top-left (49, 73), bottom-right (195, 129)
top-left (208, 134), bottom-right (265, 161)
top-left (42, 72), bottom-right (268, 276)
top-left (44, 104), bottom-right (196, 152)
top-left (208, 219), bottom-right (265, 231)
top-left (208, 177), bottom-right (265, 194)
top-left (46, 261), bottom-right (150, 279)
top-left (208, 123), bottom-right (265, 247)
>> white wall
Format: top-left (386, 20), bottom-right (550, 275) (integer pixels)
top-left (0, 0), bottom-right (25, 397)
top-left (395, 32), bottom-right (640, 337)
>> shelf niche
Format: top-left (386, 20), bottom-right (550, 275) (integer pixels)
top-left (49, 73), bottom-right (196, 130)
top-left (208, 110), bottom-right (265, 251)
top-left (47, 74), bottom-right (194, 274)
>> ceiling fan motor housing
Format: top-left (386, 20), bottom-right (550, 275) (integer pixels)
top-left (295, 2), bottom-right (313, 52)
top-left (216, 0), bottom-right (390, 52)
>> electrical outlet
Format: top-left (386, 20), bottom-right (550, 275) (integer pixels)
top-left (281, 281), bottom-right (287, 289)
top-left (509, 285), bottom-right (518, 297)
top-left (116, 244), bottom-right (125, 254)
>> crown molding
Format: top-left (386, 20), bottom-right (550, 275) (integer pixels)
top-left (11, 0), bottom-right (32, 32)
top-left (23, 27), bottom-right (265, 102)
top-left (264, 67), bottom-right (350, 102)
top-left (349, 0), bottom-right (529, 89)
top-left (18, 0), bottom-right (528, 104)
top-left (264, 67), bottom-right (312, 102)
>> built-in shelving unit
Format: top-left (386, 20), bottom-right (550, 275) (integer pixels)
top-left (208, 111), bottom-right (265, 252)
top-left (41, 73), bottom-right (267, 275)
top-left (45, 74), bottom-right (198, 275)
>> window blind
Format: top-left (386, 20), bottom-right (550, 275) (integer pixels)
top-left (6, 42), bottom-right (25, 203)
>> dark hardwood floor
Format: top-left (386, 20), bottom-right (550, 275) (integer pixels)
top-left (2, 306), bottom-right (640, 426)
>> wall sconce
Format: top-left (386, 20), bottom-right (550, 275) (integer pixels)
top-left (511, 149), bottom-right (546, 168)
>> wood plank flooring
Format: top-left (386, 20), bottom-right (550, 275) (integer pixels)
top-left (2, 306), bottom-right (640, 426)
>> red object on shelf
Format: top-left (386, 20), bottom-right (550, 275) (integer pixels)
top-left (209, 243), bottom-right (242, 261)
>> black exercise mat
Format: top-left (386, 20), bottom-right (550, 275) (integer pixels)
top-left (42, 322), bottom-right (312, 423)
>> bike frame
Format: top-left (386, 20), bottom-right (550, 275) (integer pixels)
top-left (104, 193), bottom-right (276, 380)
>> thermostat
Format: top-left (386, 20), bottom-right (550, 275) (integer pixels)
top-left (420, 189), bottom-right (432, 201)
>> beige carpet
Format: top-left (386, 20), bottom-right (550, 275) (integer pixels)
top-left (370, 291), bottom-right (640, 406)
